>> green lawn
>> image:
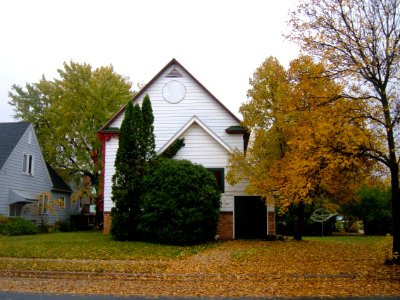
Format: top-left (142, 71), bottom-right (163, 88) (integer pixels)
top-left (0, 231), bottom-right (215, 260)
top-left (305, 234), bottom-right (388, 243)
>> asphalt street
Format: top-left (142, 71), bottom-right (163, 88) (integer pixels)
top-left (0, 293), bottom-right (155, 300)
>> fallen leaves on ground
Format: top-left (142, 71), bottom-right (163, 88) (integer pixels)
top-left (0, 237), bottom-right (399, 297)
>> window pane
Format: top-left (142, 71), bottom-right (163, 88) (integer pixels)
top-left (28, 155), bottom-right (33, 175)
top-left (207, 168), bottom-right (225, 193)
top-left (22, 154), bottom-right (28, 173)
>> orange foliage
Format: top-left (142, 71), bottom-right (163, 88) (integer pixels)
top-left (227, 55), bottom-right (375, 212)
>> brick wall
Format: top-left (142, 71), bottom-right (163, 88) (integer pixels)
top-left (268, 211), bottom-right (276, 236)
top-left (217, 211), bottom-right (233, 240)
top-left (103, 213), bottom-right (111, 234)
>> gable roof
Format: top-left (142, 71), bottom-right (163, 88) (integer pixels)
top-left (157, 115), bottom-right (233, 155)
top-left (100, 58), bottom-right (241, 131)
top-left (0, 122), bottom-right (30, 170)
top-left (46, 163), bottom-right (72, 193)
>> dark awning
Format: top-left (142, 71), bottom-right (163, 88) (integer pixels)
top-left (9, 189), bottom-right (37, 205)
top-left (225, 126), bottom-right (247, 134)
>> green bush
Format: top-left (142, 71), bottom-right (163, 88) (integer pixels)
top-left (358, 185), bottom-right (392, 235)
top-left (138, 158), bottom-right (221, 245)
top-left (0, 216), bottom-right (38, 236)
top-left (0, 214), bottom-right (9, 224)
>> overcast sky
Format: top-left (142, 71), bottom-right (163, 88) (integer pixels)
top-left (0, 0), bottom-right (299, 122)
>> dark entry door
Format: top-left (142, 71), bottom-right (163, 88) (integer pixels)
top-left (234, 196), bottom-right (267, 239)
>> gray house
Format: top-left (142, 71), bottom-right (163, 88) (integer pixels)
top-left (0, 122), bottom-right (72, 225)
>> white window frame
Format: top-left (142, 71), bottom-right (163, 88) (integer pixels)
top-left (22, 153), bottom-right (34, 176)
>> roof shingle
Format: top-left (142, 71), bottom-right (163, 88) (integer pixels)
top-left (46, 163), bottom-right (72, 193)
top-left (0, 122), bottom-right (30, 169)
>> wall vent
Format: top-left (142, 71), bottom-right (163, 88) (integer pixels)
top-left (166, 67), bottom-right (182, 78)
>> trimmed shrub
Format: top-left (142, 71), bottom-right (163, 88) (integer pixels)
top-left (138, 158), bottom-right (221, 245)
top-left (0, 216), bottom-right (38, 236)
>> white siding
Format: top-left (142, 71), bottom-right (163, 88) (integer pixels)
top-left (174, 123), bottom-right (227, 165)
top-left (103, 136), bottom-right (118, 212)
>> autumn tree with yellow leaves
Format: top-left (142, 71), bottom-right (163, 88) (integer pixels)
top-left (227, 56), bottom-right (374, 240)
top-left (288, 0), bottom-right (400, 262)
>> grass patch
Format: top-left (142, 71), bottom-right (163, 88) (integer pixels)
top-left (304, 235), bottom-right (385, 243)
top-left (0, 231), bottom-right (216, 260)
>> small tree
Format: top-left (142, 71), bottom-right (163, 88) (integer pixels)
top-left (138, 158), bottom-right (221, 245)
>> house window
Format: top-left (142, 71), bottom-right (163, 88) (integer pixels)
top-left (22, 153), bottom-right (34, 175)
top-left (39, 194), bottom-right (49, 215)
top-left (59, 196), bottom-right (65, 208)
top-left (207, 168), bottom-right (225, 193)
top-left (9, 203), bottom-right (23, 217)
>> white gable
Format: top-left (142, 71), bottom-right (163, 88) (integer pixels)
top-left (167, 119), bottom-right (230, 167)
top-left (108, 61), bottom-right (243, 152)
top-left (158, 115), bottom-right (232, 155)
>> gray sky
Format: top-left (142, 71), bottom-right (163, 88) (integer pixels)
top-left (0, 0), bottom-right (299, 122)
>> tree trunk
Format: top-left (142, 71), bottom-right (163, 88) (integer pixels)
top-left (293, 201), bottom-right (305, 241)
top-left (380, 94), bottom-right (400, 262)
top-left (390, 164), bottom-right (400, 262)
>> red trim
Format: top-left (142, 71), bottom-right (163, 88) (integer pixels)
top-left (97, 132), bottom-right (119, 209)
top-left (100, 58), bottom-right (241, 131)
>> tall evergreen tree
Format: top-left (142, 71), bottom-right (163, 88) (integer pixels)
top-left (110, 96), bottom-right (156, 241)
top-left (110, 102), bottom-right (145, 240)
top-left (141, 94), bottom-right (156, 160)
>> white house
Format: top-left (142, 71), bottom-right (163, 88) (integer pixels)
top-left (98, 59), bottom-right (275, 239)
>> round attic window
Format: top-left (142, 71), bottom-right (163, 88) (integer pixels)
top-left (162, 80), bottom-right (186, 104)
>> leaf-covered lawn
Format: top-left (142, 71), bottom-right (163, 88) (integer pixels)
top-left (0, 233), bottom-right (399, 297)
